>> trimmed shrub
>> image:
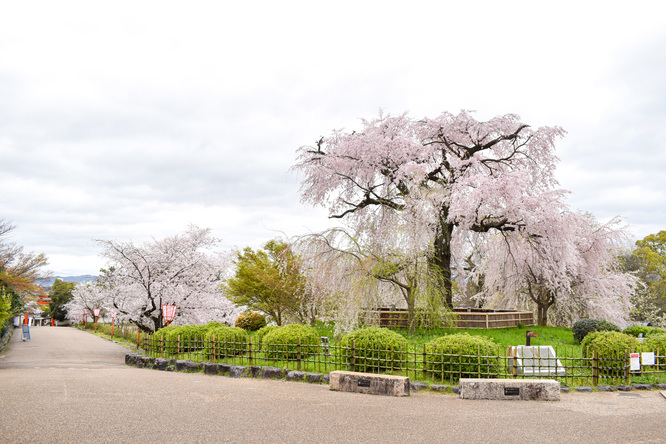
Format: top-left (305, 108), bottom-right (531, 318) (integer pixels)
top-left (572, 319), bottom-right (621, 343)
top-left (643, 333), bottom-right (666, 366)
top-left (235, 312), bottom-right (267, 331)
top-left (425, 333), bottom-right (501, 381)
top-left (205, 326), bottom-right (249, 358)
top-left (581, 331), bottom-right (637, 378)
top-left (262, 324), bottom-right (319, 360)
top-left (256, 325), bottom-right (279, 345)
top-left (340, 327), bottom-right (409, 372)
top-left (623, 325), bottom-right (661, 338)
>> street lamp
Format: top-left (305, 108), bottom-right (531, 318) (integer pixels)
top-left (162, 305), bottom-right (177, 327)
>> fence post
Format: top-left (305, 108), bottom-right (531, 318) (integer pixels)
top-left (592, 350), bottom-right (599, 386)
top-left (212, 334), bottom-right (216, 361)
top-left (160, 335), bottom-right (163, 358)
top-left (423, 344), bottom-right (427, 380)
top-left (352, 339), bottom-right (356, 372)
top-left (625, 349), bottom-right (631, 385)
top-left (249, 337), bottom-right (253, 365)
top-left (297, 337), bottom-right (302, 371)
top-left (510, 346), bottom-right (517, 379)
top-left (177, 335), bottom-right (181, 355)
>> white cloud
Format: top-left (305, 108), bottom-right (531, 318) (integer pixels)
top-left (1, 0), bottom-right (665, 274)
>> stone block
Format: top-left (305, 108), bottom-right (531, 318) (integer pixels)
top-left (322, 374), bottom-right (330, 384)
top-left (633, 384), bottom-right (653, 390)
top-left (410, 382), bottom-right (429, 392)
top-left (306, 373), bottom-right (323, 383)
top-left (459, 378), bottom-right (560, 401)
top-left (261, 366), bottom-right (285, 379)
top-left (247, 366), bottom-right (262, 378)
top-left (574, 386), bottom-right (592, 393)
top-left (219, 363), bottom-right (231, 375)
top-left (153, 358), bottom-right (169, 371)
top-left (203, 363), bottom-right (219, 375)
top-left (176, 360), bottom-right (198, 372)
top-left (329, 371), bottom-right (410, 397)
top-left (430, 384), bottom-right (449, 392)
top-left (287, 370), bottom-right (306, 381)
top-left (229, 365), bottom-right (247, 378)
top-left (596, 385), bottom-right (615, 392)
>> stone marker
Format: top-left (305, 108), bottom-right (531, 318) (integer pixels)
top-left (459, 378), bottom-right (560, 401)
top-left (329, 371), bottom-right (410, 397)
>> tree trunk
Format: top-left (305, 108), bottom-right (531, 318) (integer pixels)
top-left (431, 216), bottom-right (455, 308)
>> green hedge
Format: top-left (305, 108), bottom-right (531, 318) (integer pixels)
top-left (262, 324), bottom-right (319, 360)
top-left (255, 325), bottom-right (279, 345)
top-left (623, 325), bottom-right (662, 337)
top-left (205, 326), bottom-right (249, 358)
top-left (581, 331), bottom-right (637, 377)
top-left (572, 319), bottom-right (621, 343)
top-left (425, 333), bottom-right (501, 380)
top-left (340, 327), bottom-right (409, 372)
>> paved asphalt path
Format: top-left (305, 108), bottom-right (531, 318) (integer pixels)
top-left (1, 326), bottom-right (666, 443)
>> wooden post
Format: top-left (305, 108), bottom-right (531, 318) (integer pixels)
top-left (351, 339), bottom-right (356, 372)
top-left (423, 344), bottom-right (427, 380)
top-left (248, 337), bottom-right (253, 365)
top-left (297, 337), bottom-right (302, 371)
top-left (625, 349), bottom-right (631, 385)
top-left (592, 350), bottom-right (599, 386)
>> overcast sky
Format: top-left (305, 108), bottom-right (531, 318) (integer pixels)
top-left (1, 1), bottom-right (665, 276)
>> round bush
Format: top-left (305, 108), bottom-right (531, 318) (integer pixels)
top-left (255, 325), bottom-right (279, 345)
top-left (235, 312), bottom-right (267, 331)
top-left (572, 319), bottom-right (621, 343)
top-left (340, 327), bottom-right (409, 372)
top-left (623, 325), bottom-right (661, 337)
top-left (581, 331), bottom-right (637, 377)
top-left (425, 333), bottom-right (501, 381)
top-left (262, 324), bottom-right (319, 360)
top-left (643, 333), bottom-right (666, 366)
top-left (205, 325), bottom-right (249, 358)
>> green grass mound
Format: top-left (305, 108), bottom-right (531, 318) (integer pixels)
top-left (425, 333), bottom-right (501, 381)
top-left (340, 327), bottom-right (409, 372)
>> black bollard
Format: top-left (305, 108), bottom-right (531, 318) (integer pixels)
top-left (526, 330), bottom-right (538, 346)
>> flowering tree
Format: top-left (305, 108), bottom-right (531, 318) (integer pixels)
top-left (294, 110), bottom-right (566, 308)
top-left (67, 226), bottom-right (237, 332)
top-left (475, 213), bottom-right (636, 326)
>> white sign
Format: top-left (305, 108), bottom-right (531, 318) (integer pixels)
top-left (93, 309), bottom-right (101, 317)
top-left (642, 352), bottom-right (655, 366)
top-left (630, 353), bottom-right (641, 371)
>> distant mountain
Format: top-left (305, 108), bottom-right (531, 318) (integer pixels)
top-left (37, 275), bottom-right (96, 290)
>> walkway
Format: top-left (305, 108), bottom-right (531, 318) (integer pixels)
top-left (1, 326), bottom-right (665, 443)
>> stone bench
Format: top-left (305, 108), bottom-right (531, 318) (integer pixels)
top-left (329, 371), bottom-right (410, 397)
top-left (459, 378), bottom-right (560, 401)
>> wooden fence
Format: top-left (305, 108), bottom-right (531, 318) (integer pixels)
top-left (139, 334), bottom-right (665, 387)
top-left (364, 308), bottom-right (535, 329)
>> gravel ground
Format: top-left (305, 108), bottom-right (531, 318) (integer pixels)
top-left (1, 326), bottom-right (665, 443)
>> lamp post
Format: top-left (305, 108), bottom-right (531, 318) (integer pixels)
top-left (162, 305), bottom-right (177, 327)
top-left (110, 311), bottom-right (117, 337)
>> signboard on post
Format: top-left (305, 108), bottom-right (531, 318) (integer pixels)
top-left (630, 353), bottom-right (641, 371)
top-left (21, 324), bottom-right (30, 341)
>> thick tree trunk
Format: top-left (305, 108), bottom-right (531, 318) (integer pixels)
top-left (431, 216), bottom-right (455, 309)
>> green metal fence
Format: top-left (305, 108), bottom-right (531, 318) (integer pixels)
top-left (138, 334), bottom-right (666, 387)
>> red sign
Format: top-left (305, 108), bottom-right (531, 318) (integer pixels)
top-left (162, 305), bottom-right (177, 322)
